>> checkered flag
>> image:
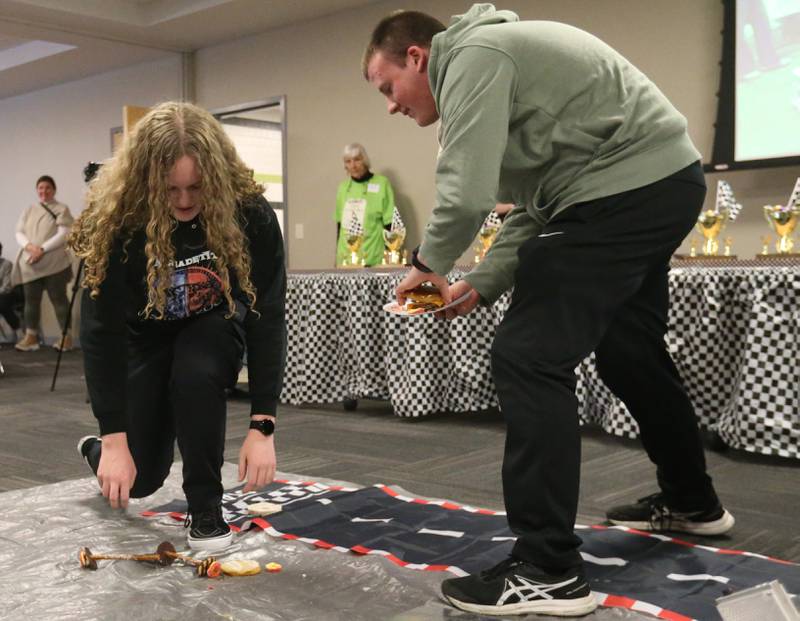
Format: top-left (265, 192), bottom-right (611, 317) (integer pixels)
top-left (482, 211), bottom-right (503, 230)
top-left (716, 180), bottom-right (743, 222)
top-left (390, 207), bottom-right (406, 233)
top-left (344, 209), bottom-right (364, 237)
top-left (786, 177), bottom-right (800, 209)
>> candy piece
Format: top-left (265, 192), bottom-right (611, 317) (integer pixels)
top-left (206, 561), bottom-right (223, 579)
top-left (220, 559), bottom-right (261, 576)
top-left (155, 541), bottom-right (178, 567)
top-left (195, 557), bottom-right (217, 577)
top-left (247, 501), bottom-right (282, 516)
top-left (265, 562), bottom-right (283, 573)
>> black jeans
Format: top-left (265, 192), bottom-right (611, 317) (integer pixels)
top-left (101, 309), bottom-right (244, 512)
top-left (491, 162), bottom-right (718, 571)
top-left (0, 288), bottom-right (21, 331)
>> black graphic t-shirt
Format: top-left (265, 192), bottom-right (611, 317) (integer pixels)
top-left (80, 195), bottom-right (287, 435)
top-left (165, 263), bottom-right (224, 319)
top-left (164, 222), bottom-right (225, 320)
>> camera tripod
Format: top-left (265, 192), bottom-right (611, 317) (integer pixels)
top-left (51, 258), bottom-right (83, 391)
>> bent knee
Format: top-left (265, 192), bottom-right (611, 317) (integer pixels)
top-left (129, 462), bottom-right (171, 498)
top-left (130, 474), bottom-right (168, 499)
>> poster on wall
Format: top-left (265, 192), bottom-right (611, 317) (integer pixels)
top-left (221, 121), bottom-right (285, 240)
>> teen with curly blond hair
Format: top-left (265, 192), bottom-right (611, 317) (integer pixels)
top-left (71, 101), bottom-right (286, 551)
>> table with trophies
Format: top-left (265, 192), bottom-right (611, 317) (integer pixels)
top-left (280, 183), bottom-right (800, 460)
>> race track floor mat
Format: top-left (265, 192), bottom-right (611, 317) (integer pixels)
top-left (144, 476), bottom-right (800, 621)
top-left (0, 463), bottom-right (795, 620)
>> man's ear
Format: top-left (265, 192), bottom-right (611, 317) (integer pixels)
top-left (406, 45), bottom-right (429, 73)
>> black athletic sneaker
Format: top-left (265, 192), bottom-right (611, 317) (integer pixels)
top-left (606, 492), bottom-right (735, 535)
top-left (185, 506), bottom-right (233, 552)
top-left (441, 557), bottom-right (597, 617)
top-left (76, 435), bottom-right (101, 474)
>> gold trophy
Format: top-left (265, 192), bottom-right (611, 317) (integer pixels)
top-left (474, 225), bottom-right (499, 262)
top-left (473, 212), bottom-right (503, 262)
top-left (760, 235), bottom-right (771, 256)
top-left (345, 234), bottom-right (363, 267)
top-left (762, 177), bottom-right (800, 255)
top-left (695, 209), bottom-right (727, 256)
top-left (763, 205), bottom-right (800, 254)
top-left (478, 225), bottom-right (498, 258)
top-left (383, 229), bottom-right (406, 265)
top-left (723, 237), bottom-right (733, 257)
top-left (693, 180), bottom-right (742, 257)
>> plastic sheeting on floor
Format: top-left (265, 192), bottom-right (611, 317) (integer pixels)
top-left (144, 478), bottom-right (800, 621)
top-left (0, 463), bottom-right (654, 621)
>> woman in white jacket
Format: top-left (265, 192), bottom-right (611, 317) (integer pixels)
top-left (13, 174), bottom-right (74, 352)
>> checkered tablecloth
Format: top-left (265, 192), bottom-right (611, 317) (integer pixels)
top-left (281, 266), bottom-right (800, 459)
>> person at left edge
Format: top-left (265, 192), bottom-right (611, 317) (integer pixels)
top-left (70, 101), bottom-right (287, 552)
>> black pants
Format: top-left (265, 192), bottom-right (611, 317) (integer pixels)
top-left (492, 162), bottom-right (718, 571)
top-left (0, 289), bottom-right (21, 331)
top-left (108, 310), bottom-right (244, 512)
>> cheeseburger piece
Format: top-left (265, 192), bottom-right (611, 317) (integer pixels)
top-left (405, 284), bottom-right (445, 312)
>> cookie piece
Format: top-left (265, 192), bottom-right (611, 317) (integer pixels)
top-left (220, 559), bottom-right (261, 576)
top-left (247, 501), bottom-right (282, 516)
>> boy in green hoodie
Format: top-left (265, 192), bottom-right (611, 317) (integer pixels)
top-left (364, 4), bottom-right (733, 617)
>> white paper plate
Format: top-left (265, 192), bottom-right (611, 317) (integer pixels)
top-left (383, 292), bottom-right (471, 317)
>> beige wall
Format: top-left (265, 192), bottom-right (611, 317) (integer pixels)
top-left (0, 55), bottom-right (182, 340)
top-left (195, 0), bottom-right (798, 266)
top-left (0, 0), bottom-right (797, 336)
top-left (195, 0), bottom-right (438, 269)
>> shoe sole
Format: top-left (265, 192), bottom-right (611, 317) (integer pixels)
top-left (444, 593), bottom-right (598, 617)
top-left (187, 530), bottom-right (234, 552)
top-left (609, 509), bottom-right (735, 536)
top-left (15, 344), bottom-right (40, 351)
top-left (76, 435), bottom-right (100, 466)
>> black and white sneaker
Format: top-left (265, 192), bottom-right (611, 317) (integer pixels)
top-left (77, 435), bottom-right (101, 474)
top-left (441, 557), bottom-right (597, 617)
top-left (185, 506), bottom-right (233, 552)
top-left (606, 492), bottom-right (735, 535)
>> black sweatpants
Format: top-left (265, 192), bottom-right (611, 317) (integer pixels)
top-left (121, 309), bottom-right (244, 512)
top-left (491, 162), bottom-right (718, 571)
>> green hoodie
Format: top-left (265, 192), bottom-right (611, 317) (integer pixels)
top-left (419, 3), bottom-right (701, 303)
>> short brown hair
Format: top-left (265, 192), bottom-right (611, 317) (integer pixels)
top-left (36, 174), bottom-right (56, 190)
top-left (362, 10), bottom-right (446, 79)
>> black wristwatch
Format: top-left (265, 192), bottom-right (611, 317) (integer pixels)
top-left (249, 418), bottom-right (275, 437)
top-left (411, 246), bottom-right (433, 273)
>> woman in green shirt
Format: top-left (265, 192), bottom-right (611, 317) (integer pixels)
top-left (334, 143), bottom-right (395, 267)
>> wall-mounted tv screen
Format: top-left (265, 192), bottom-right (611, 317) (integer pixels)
top-left (708, 0), bottom-right (800, 170)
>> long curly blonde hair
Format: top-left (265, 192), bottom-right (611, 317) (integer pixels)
top-left (69, 101), bottom-right (264, 319)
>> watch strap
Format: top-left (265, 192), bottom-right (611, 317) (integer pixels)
top-left (249, 418), bottom-right (275, 436)
top-left (411, 246), bottom-right (433, 273)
